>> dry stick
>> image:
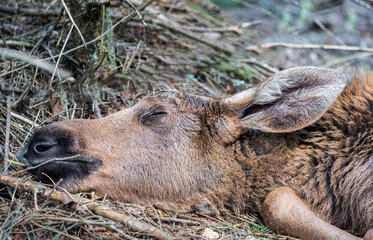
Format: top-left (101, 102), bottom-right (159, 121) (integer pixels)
top-left (10, 111), bottom-right (40, 128)
top-left (0, 47), bottom-right (72, 78)
top-left (160, 217), bottom-right (200, 225)
top-left (247, 42), bottom-right (373, 53)
top-left (183, 21), bottom-right (262, 34)
top-left (153, 15), bottom-right (233, 55)
top-left (24, 155), bottom-right (81, 171)
top-left (313, 19), bottom-right (345, 46)
top-left (0, 40), bottom-right (34, 48)
top-left (119, 0), bottom-right (146, 26)
top-left (60, 0), bottom-right (86, 46)
top-left (3, 97), bottom-right (11, 175)
top-left (11, 155), bottom-right (81, 176)
top-left (0, 4), bottom-right (59, 16)
top-left (50, 24), bottom-right (74, 88)
top-left (241, 58), bottom-right (278, 74)
top-left (0, 176), bottom-right (175, 240)
top-left (92, 100), bottom-right (102, 119)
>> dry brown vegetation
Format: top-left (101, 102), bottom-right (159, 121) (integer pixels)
top-left (0, 0), bottom-right (372, 239)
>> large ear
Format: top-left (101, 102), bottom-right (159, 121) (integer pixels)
top-left (222, 67), bottom-right (347, 133)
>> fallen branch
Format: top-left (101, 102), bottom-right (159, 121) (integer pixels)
top-left (183, 21), bottom-right (262, 34)
top-left (0, 4), bottom-right (59, 16)
top-left (0, 40), bottom-right (34, 48)
top-left (0, 48), bottom-right (72, 79)
top-left (0, 176), bottom-right (175, 240)
top-left (247, 42), bottom-right (373, 53)
top-left (3, 97), bottom-right (11, 174)
top-left (10, 111), bottom-right (40, 128)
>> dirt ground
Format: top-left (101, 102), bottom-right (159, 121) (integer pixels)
top-left (224, 0), bottom-right (373, 75)
top-left (0, 0), bottom-right (372, 239)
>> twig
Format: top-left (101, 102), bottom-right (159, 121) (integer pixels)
top-left (0, 176), bottom-right (176, 240)
top-left (183, 21), bottom-right (262, 34)
top-left (50, 24), bottom-right (74, 88)
top-left (118, 0), bottom-right (146, 26)
top-left (247, 42), bottom-right (373, 53)
top-left (153, 15), bottom-right (233, 55)
top-left (32, 222), bottom-right (81, 240)
top-left (92, 100), bottom-right (102, 119)
top-left (10, 111), bottom-right (40, 128)
top-left (24, 155), bottom-right (81, 171)
top-left (160, 217), bottom-right (200, 225)
top-left (0, 47), bottom-right (72, 79)
top-left (313, 19), bottom-right (345, 46)
top-left (241, 58), bottom-right (278, 74)
top-left (0, 4), bottom-right (59, 16)
top-left (0, 40), bottom-right (34, 48)
top-left (40, 178), bottom-right (62, 209)
top-left (93, 52), bottom-right (108, 72)
top-left (124, 40), bottom-right (143, 72)
top-left (5, 159), bottom-right (26, 167)
top-left (3, 97), bottom-right (11, 174)
top-left (60, 0), bottom-right (86, 46)
top-left (238, 0), bottom-right (275, 17)
top-left (33, 189), bottom-right (39, 211)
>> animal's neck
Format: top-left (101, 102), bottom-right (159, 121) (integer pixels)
top-left (230, 78), bottom-right (373, 214)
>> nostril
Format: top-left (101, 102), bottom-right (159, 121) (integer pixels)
top-left (33, 142), bottom-right (58, 155)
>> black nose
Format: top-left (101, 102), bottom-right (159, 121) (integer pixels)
top-left (19, 136), bottom-right (62, 166)
top-left (32, 141), bottom-right (59, 155)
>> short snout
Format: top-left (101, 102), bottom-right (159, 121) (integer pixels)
top-left (18, 123), bottom-right (79, 167)
top-left (17, 121), bottom-right (102, 186)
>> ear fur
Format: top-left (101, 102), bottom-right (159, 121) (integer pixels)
top-left (222, 67), bottom-right (347, 133)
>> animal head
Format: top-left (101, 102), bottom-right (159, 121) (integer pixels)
top-left (18, 67), bottom-right (346, 213)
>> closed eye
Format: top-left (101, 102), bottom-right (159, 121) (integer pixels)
top-left (150, 110), bottom-right (167, 116)
top-left (140, 110), bottom-right (167, 124)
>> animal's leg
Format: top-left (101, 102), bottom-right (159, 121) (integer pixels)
top-left (365, 229), bottom-right (373, 240)
top-left (261, 187), bottom-right (360, 240)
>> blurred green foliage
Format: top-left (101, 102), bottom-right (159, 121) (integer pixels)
top-left (347, 11), bottom-right (357, 29)
top-left (209, 0), bottom-right (244, 9)
top-left (215, 60), bottom-right (254, 83)
top-left (299, 0), bottom-right (312, 24)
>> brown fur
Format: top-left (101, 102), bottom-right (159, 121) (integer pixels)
top-left (18, 67), bottom-right (373, 239)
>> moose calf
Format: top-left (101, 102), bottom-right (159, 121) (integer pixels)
top-left (18, 67), bottom-right (373, 239)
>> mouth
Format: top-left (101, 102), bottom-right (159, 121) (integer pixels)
top-left (18, 151), bottom-right (102, 186)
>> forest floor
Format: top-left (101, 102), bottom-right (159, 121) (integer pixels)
top-left (0, 0), bottom-right (372, 239)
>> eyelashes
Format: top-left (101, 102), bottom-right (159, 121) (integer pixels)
top-left (139, 110), bottom-right (168, 125)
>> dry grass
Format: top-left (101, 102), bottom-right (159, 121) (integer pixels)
top-left (0, 0), bottom-right (280, 239)
top-left (1, 0), bottom-right (371, 239)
